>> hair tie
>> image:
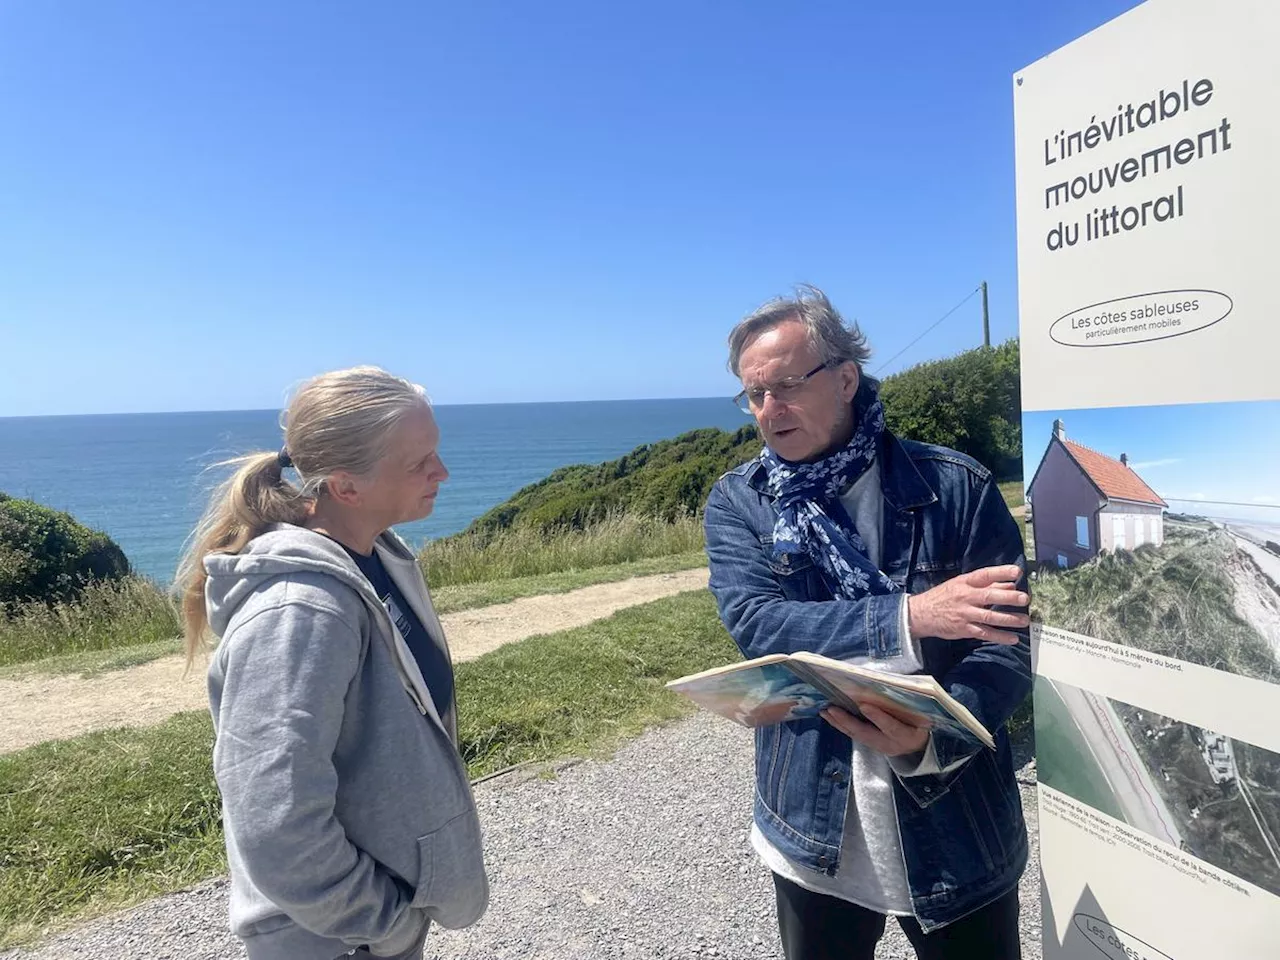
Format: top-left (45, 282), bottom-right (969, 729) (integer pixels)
top-left (277, 447), bottom-right (294, 469)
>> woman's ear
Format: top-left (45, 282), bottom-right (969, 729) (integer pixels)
top-left (324, 472), bottom-right (363, 507)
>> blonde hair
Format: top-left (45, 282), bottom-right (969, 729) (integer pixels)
top-left (176, 365), bottom-right (428, 665)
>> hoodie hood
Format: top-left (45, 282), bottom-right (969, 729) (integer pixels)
top-left (204, 523), bottom-right (416, 639)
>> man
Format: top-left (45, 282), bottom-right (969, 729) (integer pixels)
top-left (704, 285), bottom-right (1032, 960)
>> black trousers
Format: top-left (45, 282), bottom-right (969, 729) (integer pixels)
top-left (772, 873), bottom-right (1022, 960)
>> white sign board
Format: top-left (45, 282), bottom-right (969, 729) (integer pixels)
top-left (1014, 2), bottom-right (1280, 957)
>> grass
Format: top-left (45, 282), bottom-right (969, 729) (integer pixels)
top-left (0, 590), bottom-right (738, 947)
top-left (431, 551), bottom-right (706, 613)
top-left (996, 480), bottom-right (1033, 559)
top-left (1033, 525), bottom-right (1278, 684)
top-left (0, 578), bottom-right (180, 669)
top-left (0, 713), bottom-right (225, 948)
top-left (422, 510), bottom-right (705, 587)
top-left (998, 479), bottom-right (1025, 512)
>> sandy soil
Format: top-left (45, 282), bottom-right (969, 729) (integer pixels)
top-left (0, 568), bottom-right (709, 755)
top-left (1227, 538), bottom-right (1280, 661)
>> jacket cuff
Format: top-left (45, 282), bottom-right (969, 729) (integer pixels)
top-left (865, 592), bottom-right (907, 659)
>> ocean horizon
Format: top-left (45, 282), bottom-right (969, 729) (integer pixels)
top-left (0, 397), bottom-right (753, 584)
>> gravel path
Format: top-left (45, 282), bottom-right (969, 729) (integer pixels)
top-left (0, 569), bottom-right (709, 755)
top-left (2, 713), bottom-right (1042, 960)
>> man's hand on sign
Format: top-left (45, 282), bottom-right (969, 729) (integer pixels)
top-left (906, 564), bottom-right (1029, 646)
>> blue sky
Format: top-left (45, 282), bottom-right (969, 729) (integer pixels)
top-left (0, 1), bottom-right (1142, 416)
top-left (1023, 402), bottom-right (1280, 527)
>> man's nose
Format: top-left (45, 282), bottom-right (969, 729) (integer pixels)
top-left (433, 457), bottom-right (450, 483)
top-left (758, 391), bottom-right (787, 420)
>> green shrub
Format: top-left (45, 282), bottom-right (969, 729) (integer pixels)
top-left (468, 425), bottom-right (761, 532)
top-left (879, 338), bottom-right (1022, 480)
top-left (0, 495), bottom-right (130, 606)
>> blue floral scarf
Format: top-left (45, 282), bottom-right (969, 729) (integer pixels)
top-left (760, 387), bottom-right (900, 600)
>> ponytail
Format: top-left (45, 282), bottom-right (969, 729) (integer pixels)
top-left (176, 452), bottom-right (310, 666)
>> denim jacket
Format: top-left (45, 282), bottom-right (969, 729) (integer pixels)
top-left (703, 426), bottom-right (1031, 932)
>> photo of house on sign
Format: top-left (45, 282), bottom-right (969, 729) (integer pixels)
top-left (1027, 418), bottom-right (1167, 570)
top-left (1021, 401), bottom-right (1280, 687)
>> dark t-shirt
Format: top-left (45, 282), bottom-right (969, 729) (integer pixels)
top-left (341, 544), bottom-right (454, 718)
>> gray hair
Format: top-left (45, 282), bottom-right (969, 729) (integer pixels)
top-left (727, 284), bottom-right (871, 377)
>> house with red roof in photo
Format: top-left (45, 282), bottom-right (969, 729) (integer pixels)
top-left (1026, 419), bottom-right (1168, 570)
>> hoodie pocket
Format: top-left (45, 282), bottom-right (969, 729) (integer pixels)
top-left (410, 807), bottom-right (489, 929)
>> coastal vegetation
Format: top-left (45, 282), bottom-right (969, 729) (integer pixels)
top-left (0, 494), bottom-right (130, 606)
top-left (427, 509), bottom-right (704, 588)
top-left (0, 578), bottom-right (180, 669)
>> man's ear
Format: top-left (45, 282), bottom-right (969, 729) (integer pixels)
top-left (838, 361), bottom-right (860, 403)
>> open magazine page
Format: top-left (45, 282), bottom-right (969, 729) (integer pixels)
top-left (665, 658), bottom-right (832, 727)
top-left (1014, 2), bottom-right (1280, 956)
top-left (789, 654), bottom-right (994, 750)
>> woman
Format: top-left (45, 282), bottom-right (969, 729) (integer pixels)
top-left (177, 366), bottom-right (488, 960)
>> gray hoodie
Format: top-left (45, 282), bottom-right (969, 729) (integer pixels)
top-left (205, 525), bottom-right (488, 960)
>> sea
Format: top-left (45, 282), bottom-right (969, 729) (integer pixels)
top-left (0, 399), bottom-right (753, 585)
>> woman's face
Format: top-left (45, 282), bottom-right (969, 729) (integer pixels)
top-left (363, 403), bottom-right (450, 527)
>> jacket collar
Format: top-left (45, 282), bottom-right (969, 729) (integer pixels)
top-left (744, 417), bottom-right (937, 514)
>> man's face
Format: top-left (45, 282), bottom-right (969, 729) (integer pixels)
top-left (363, 402), bottom-right (449, 527)
top-left (737, 319), bottom-right (860, 463)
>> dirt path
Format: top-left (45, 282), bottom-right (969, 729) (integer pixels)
top-left (0, 568), bottom-right (709, 755)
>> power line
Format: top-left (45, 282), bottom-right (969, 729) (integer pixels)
top-left (872, 286), bottom-right (982, 375)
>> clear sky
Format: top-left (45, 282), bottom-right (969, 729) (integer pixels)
top-left (1023, 402), bottom-right (1280, 527)
top-left (0, 0), bottom-right (1142, 417)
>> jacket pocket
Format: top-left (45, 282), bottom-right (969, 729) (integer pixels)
top-left (410, 807), bottom-right (490, 929)
top-left (759, 535), bottom-right (821, 600)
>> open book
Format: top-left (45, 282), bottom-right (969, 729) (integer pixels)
top-left (666, 651), bottom-right (994, 751)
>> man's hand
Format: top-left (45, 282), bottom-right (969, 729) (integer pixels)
top-left (821, 704), bottom-right (929, 757)
top-left (906, 564), bottom-right (1029, 645)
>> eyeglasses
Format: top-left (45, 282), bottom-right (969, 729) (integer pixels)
top-left (733, 362), bottom-right (833, 414)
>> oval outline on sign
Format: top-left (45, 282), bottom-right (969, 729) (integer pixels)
top-left (1073, 913), bottom-right (1175, 960)
top-left (1048, 288), bottom-right (1232, 348)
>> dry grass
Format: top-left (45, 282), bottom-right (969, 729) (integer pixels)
top-left (422, 510), bottom-right (704, 587)
top-left (0, 578), bottom-right (180, 668)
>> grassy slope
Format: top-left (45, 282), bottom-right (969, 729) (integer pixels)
top-left (1033, 524), bottom-right (1277, 684)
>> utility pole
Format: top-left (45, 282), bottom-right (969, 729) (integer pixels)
top-left (981, 280), bottom-right (990, 348)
